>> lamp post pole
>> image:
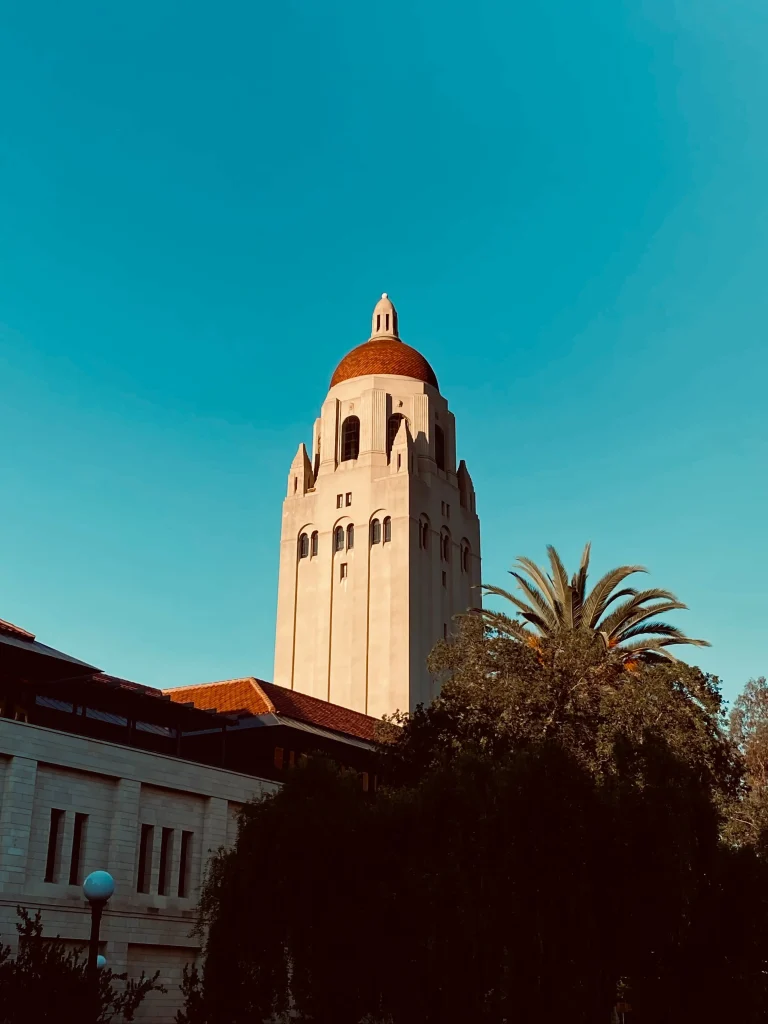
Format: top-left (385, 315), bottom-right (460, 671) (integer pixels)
top-left (82, 871), bottom-right (115, 1016)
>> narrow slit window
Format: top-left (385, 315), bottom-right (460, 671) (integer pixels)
top-left (44, 808), bottom-right (65, 883)
top-left (345, 492), bottom-right (352, 506)
top-left (337, 494), bottom-right (343, 508)
top-left (442, 571), bottom-right (447, 588)
top-left (137, 823), bottom-right (154, 894)
top-left (340, 562), bottom-right (348, 580)
top-left (443, 623), bottom-right (448, 639)
top-left (158, 827), bottom-right (174, 896)
top-left (370, 519), bottom-right (381, 545)
top-left (311, 531), bottom-right (319, 557)
top-left (178, 831), bottom-right (193, 898)
top-left (435, 425), bottom-right (446, 471)
top-left (347, 524), bottom-right (354, 549)
top-left (68, 813), bottom-right (88, 885)
top-left (383, 516), bottom-right (391, 543)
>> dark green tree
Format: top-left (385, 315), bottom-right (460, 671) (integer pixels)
top-left (0, 907), bottom-right (163, 1023)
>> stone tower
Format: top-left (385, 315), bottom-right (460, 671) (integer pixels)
top-left (273, 294), bottom-right (481, 719)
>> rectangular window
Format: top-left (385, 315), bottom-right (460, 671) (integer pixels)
top-left (274, 747), bottom-right (284, 769)
top-left (442, 571), bottom-right (447, 588)
top-left (158, 827), bottom-right (174, 896)
top-left (441, 501), bottom-right (445, 515)
top-left (340, 562), bottom-right (348, 580)
top-left (137, 823), bottom-right (154, 894)
top-left (446, 504), bottom-right (450, 518)
top-left (178, 831), bottom-right (193, 898)
top-left (397, 453), bottom-right (402, 470)
top-left (336, 494), bottom-right (343, 508)
top-left (44, 808), bottom-right (65, 883)
top-left (68, 813), bottom-right (88, 885)
top-left (345, 492), bottom-right (352, 506)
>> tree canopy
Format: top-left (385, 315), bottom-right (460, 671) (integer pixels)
top-left (180, 611), bottom-right (768, 1024)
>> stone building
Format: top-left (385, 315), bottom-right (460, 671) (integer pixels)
top-left (1, 293), bottom-right (482, 1020)
top-left (0, 617), bottom-right (378, 1021)
top-left (274, 293), bottom-right (481, 718)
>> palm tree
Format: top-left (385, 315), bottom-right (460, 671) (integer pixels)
top-left (480, 543), bottom-right (710, 665)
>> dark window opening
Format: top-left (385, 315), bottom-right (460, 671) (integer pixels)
top-left (340, 562), bottom-right (348, 580)
top-left (397, 453), bottom-right (402, 470)
top-left (441, 534), bottom-right (451, 562)
top-left (345, 492), bottom-right (352, 506)
top-left (178, 831), bottom-right (193, 898)
top-left (311, 531), bottom-right (319, 557)
top-left (347, 524), bottom-right (355, 549)
top-left (341, 416), bottom-right (360, 461)
top-left (442, 571), bottom-right (447, 588)
top-left (44, 808), bottom-right (64, 883)
top-left (370, 519), bottom-right (381, 545)
top-left (443, 623), bottom-right (448, 639)
top-left (435, 424), bottom-right (446, 471)
top-left (137, 824), bottom-right (154, 894)
top-left (387, 414), bottom-right (405, 455)
top-left (337, 494), bottom-right (343, 508)
top-left (462, 545), bottom-right (470, 573)
top-left (376, 314), bottom-right (381, 331)
top-left (68, 813), bottom-right (88, 885)
top-left (383, 516), bottom-right (391, 543)
top-left (334, 526), bottom-right (345, 552)
top-left (158, 827), bottom-right (174, 896)
top-left (299, 533), bottom-right (309, 559)
top-left (420, 520), bottom-right (429, 549)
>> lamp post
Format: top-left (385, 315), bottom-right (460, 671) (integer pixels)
top-left (83, 871), bottom-right (115, 982)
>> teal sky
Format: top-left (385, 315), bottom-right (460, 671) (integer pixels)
top-left (1, 0), bottom-right (765, 704)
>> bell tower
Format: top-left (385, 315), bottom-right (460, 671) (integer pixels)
top-left (273, 294), bottom-right (481, 719)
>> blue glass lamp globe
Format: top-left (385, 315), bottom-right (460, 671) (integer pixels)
top-left (83, 870), bottom-right (115, 902)
top-left (96, 955), bottom-right (107, 969)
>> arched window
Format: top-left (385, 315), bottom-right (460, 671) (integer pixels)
top-left (462, 544), bottom-right (470, 573)
top-left (311, 531), bottom-right (319, 557)
top-left (370, 519), bottom-right (381, 545)
top-left (299, 533), bottom-right (309, 559)
top-left (341, 416), bottom-right (360, 461)
top-left (334, 526), bottom-right (345, 552)
top-left (346, 524), bottom-right (355, 550)
top-left (434, 424), bottom-right (445, 471)
top-left (419, 518), bottom-right (429, 550)
top-left (383, 516), bottom-right (392, 543)
top-left (441, 532), bottom-right (451, 562)
top-left (387, 414), bottom-right (405, 454)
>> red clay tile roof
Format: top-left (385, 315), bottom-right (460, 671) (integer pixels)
top-left (164, 677), bottom-right (378, 743)
top-left (331, 337), bottom-right (438, 389)
top-left (0, 617), bottom-right (36, 641)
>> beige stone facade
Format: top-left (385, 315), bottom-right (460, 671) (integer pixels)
top-left (0, 716), bottom-right (276, 1021)
top-left (274, 295), bottom-right (482, 718)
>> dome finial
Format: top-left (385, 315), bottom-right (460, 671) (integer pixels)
top-left (371, 293), bottom-right (399, 340)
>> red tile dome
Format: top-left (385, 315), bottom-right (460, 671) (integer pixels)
top-left (330, 293), bottom-right (438, 389)
top-left (331, 337), bottom-right (438, 389)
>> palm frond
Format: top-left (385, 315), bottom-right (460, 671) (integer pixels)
top-left (547, 545), bottom-right (570, 607)
top-left (508, 573), bottom-right (559, 632)
top-left (481, 584), bottom-right (553, 635)
top-left (616, 621), bottom-right (688, 642)
top-left (606, 601), bottom-right (688, 642)
top-left (582, 565), bottom-right (648, 627)
top-left (513, 557), bottom-right (559, 610)
top-left (597, 589), bottom-right (682, 638)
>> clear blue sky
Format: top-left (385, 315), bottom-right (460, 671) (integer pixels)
top-left (1, 0), bottom-right (765, 704)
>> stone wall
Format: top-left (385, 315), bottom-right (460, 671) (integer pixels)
top-left (0, 716), bottom-right (277, 1022)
